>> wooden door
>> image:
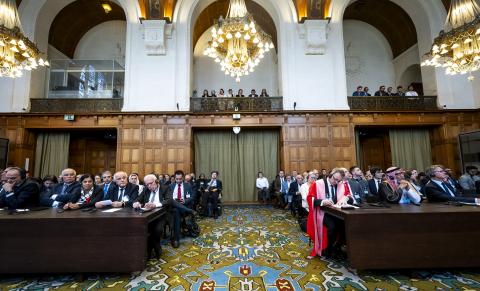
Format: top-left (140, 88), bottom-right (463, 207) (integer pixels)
top-left (68, 131), bottom-right (116, 175)
top-left (359, 129), bottom-right (391, 171)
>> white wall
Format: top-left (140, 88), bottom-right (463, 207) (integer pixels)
top-left (399, 65), bottom-right (422, 89)
top-left (74, 20), bottom-right (127, 67)
top-left (343, 20), bottom-right (395, 95)
top-left (193, 27), bottom-right (279, 96)
top-left (392, 44), bottom-right (420, 87)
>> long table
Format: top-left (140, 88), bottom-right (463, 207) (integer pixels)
top-left (0, 207), bottom-right (166, 274)
top-left (322, 203), bottom-right (480, 270)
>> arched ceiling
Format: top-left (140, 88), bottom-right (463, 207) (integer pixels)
top-left (48, 0), bottom-right (126, 58)
top-left (193, 0), bottom-right (277, 52)
top-left (344, 0), bottom-right (417, 58)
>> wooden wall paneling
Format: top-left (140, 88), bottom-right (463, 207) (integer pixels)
top-left (119, 126), bottom-right (143, 175)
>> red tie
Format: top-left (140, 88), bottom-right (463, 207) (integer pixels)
top-left (177, 183), bottom-right (182, 200)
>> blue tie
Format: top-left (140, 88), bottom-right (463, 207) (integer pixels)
top-left (61, 184), bottom-right (67, 195)
top-left (103, 184), bottom-right (109, 199)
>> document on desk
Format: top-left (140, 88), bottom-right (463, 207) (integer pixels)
top-left (102, 208), bottom-right (123, 213)
top-left (332, 204), bottom-right (359, 209)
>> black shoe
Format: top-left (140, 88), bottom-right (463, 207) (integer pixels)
top-left (171, 240), bottom-right (180, 248)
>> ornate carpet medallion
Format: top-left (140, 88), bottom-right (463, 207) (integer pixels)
top-left (2, 206), bottom-right (480, 290)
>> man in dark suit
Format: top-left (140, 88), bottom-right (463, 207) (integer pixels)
top-left (348, 166), bottom-right (371, 204)
top-left (425, 165), bottom-right (480, 204)
top-left (368, 167), bottom-right (383, 199)
top-left (202, 170), bottom-right (222, 219)
top-left (288, 174), bottom-right (303, 215)
top-left (96, 171), bottom-right (139, 208)
top-left (40, 168), bottom-right (80, 207)
top-left (101, 170), bottom-right (113, 200)
top-left (134, 174), bottom-right (174, 258)
top-left (0, 167), bottom-right (39, 209)
top-left (169, 170), bottom-right (196, 247)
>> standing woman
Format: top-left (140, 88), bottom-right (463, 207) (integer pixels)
top-left (63, 174), bottom-right (103, 209)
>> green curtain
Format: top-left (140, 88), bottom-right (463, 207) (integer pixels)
top-left (194, 129), bottom-right (279, 202)
top-left (34, 133), bottom-right (70, 178)
top-left (389, 128), bottom-right (432, 171)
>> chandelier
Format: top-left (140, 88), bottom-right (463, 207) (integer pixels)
top-left (421, 0), bottom-right (480, 80)
top-left (203, 0), bottom-right (274, 82)
top-left (0, 0), bottom-right (48, 78)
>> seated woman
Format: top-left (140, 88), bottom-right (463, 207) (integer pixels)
top-left (217, 88), bottom-right (225, 97)
top-left (260, 88), bottom-right (269, 97)
top-left (41, 175), bottom-right (58, 195)
top-left (201, 89), bottom-right (210, 97)
top-left (404, 85), bottom-right (418, 96)
top-left (236, 89), bottom-right (245, 97)
top-left (64, 173), bottom-right (103, 210)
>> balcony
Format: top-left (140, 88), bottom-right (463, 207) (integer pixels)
top-left (347, 96), bottom-right (439, 111)
top-left (190, 97), bottom-right (283, 112)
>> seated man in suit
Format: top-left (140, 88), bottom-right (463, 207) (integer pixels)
top-left (368, 167), bottom-right (383, 199)
top-left (169, 170), bottom-right (196, 247)
top-left (95, 171), bottom-right (139, 208)
top-left (134, 174), bottom-right (173, 258)
top-left (288, 174), bottom-right (303, 215)
top-left (273, 170), bottom-right (288, 208)
top-left (202, 171), bottom-right (222, 219)
top-left (379, 167), bottom-right (422, 204)
top-left (425, 165), bottom-right (480, 204)
top-left (40, 168), bottom-right (80, 207)
top-left (307, 168), bottom-right (351, 259)
top-left (0, 167), bottom-right (39, 209)
top-left (348, 166), bottom-right (372, 204)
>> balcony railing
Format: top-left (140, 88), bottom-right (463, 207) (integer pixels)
top-left (348, 96), bottom-right (439, 111)
top-left (190, 97), bottom-right (283, 112)
top-left (30, 98), bottom-right (123, 113)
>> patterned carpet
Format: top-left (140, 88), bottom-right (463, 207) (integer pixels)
top-left (2, 205), bottom-right (480, 290)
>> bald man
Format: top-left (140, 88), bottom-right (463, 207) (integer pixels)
top-left (40, 168), bottom-right (80, 207)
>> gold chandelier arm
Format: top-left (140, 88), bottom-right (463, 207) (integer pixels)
top-left (445, 0), bottom-right (480, 31)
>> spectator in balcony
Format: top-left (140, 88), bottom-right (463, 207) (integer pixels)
top-left (374, 85), bottom-right (388, 96)
top-left (352, 86), bottom-right (365, 96)
top-left (394, 86), bottom-right (405, 96)
top-left (260, 89), bottom-right (269, 97)
top-left (210, 90), bottom-right (217, 97)
top-left (236, 89), bottom-right (245, 97)
top-left (405, 85), bottom-right (418, 96)
top-left (249, 89), bottom-right (259, 97)
top-left (201, 89), bottom-right (209, 97)
top-left (386, 86), bottom-right (394, 96)
top-left (218, 88), bottom-right (225, 97)
top-left (227, 89), bottom-right (234, 97)
top-left (363, 86), bottom-right (371, 96)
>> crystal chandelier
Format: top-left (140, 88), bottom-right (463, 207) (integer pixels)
top-left (0, 0), bottom-right (49, 78)
top-left (203, 0), bottom-right (274, 82)
top-left (421, 0), bottom-right (480, 80)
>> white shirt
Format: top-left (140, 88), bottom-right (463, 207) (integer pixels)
top-left (405, 91), bottom-right (418, 96)
top-left (256, 177), bottom-right (269, 189)
top-left (300, 183), bottom-right (310, 212)
top-left (173, 183), bottom-right (189, 200)
top-left (148, 188), bottom-right (162, 207)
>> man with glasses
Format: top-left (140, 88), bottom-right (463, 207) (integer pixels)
top-left (40, 168), bottom-right (80, 207)
top-left (425, 165), bottom-right (480, 204)
top-left (0, 167), bottom-right (39, 209)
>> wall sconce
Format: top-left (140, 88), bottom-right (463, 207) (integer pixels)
top-left (233, 126), bottom-right (241, 134)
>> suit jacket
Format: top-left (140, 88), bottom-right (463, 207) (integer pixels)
top-left (425, 180), bottom-right (476, 203)
top-left (0, 179), bottom-right (40, 209)
top-left (68, 185), bottom-right (104, 209)
top-left (170, 182), bottom-right (195, 203)
top-left (136, 184), bottom-right (172, 205)
top-left (274, 177), bottom-right (288, 193)
top-left (288, 181), bottom-right (301, 196)
top-left (107, 182), bottom-right (139, 207)
top-left (39, 181), bottom-right (81, 207)
top-left (368, 179), bottom-right (380, 197)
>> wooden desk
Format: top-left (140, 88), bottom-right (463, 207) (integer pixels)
top-left (0, 207), bottom-right (165, 274)
top-left (322, 203), bottom-right (480, 270)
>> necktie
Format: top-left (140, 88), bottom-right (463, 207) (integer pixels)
top-left (61, 184), bottom-right (67, 195)
top-left (103, 183), bottom-right (109, 195)
top-left (442, 182), bottom-right (455, 197)
top-left (330, 185), bottom-right (335, 199)
top-left (177, 183), bottom-right (182, 200)
top-left (118, 188), bottom-right (124, 201)
top-left (441, 182), bottom-right (454, 197)
top-left (150, 190), bottom-right (156, 203)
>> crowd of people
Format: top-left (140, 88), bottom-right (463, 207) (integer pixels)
top-left (256, 165), bottom-right (480, 259)
top-left (197, 88), bottom-right (270, 97)
top-left (0, 167), bottom-right (223, 259)
top-left (352, 84), bottom-right (419, 96)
